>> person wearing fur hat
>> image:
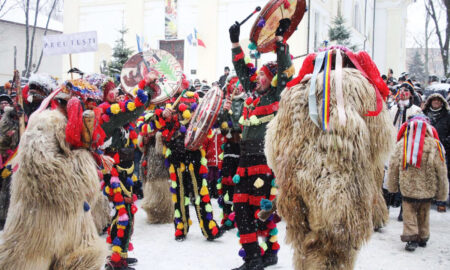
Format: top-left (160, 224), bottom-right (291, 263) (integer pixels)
top-left (390, 81), bottom-right (423, 131)
top-left (0, 94), bottom-right (13, 120)
top-left (228, 18), bottom-right (295, 270)
top-left (23, 73), bottom-right (58, 117)
top-left (423, 93), bottom-right (450, 212)
top-left (143, 76), bottom-right (223, 242)
top-left (215, 76), bottom-right (246, 232)
top-left (387, 115), bottom-right (448, 251)
top-left (0, 105), bottom-right (20, 229)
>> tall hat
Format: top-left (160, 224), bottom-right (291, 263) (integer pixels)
top-left (84, 73), bottom-right (116, 101)
top-left (25, 73), bottom-right (59, 103)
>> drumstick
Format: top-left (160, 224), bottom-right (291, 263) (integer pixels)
top-left (171, 89), bottom-right (188, 109)
top-left (238, 6), bottom-right (261, 26)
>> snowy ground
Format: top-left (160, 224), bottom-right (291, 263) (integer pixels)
top-left (124, 199), bottom-right (450, 270)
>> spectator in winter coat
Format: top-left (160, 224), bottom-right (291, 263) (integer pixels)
top-left (423, 93), bottom-right (450, 212)
top-left (387, 115), bottom-right (448, 252)
top-left (218, 66), bottom-right (230, 89)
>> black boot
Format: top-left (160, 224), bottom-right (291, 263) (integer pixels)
top-left (175, 235), bottom-right (186, 242)
top-left (397, 206), bottom-right (403, 222)
top-left (405, 241), bottom-right (418, 251)
top-left (232, 257), bottom-right (264, 270)
top-left (262, 252), bottom-right (278, 267)
top-left (418, 240), bottom-right (427, 247)
top-left (125, 257), bottom-right (138, 266)
top-left (207, 226), bottom-right (225, 241)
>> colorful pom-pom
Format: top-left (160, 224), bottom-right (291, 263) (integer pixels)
top-left (111, 252), bottom-right (121, 262)
top-left (232, 174), bottom-right (240, 184)
top-left (182, 110), bottom-right (191, 120)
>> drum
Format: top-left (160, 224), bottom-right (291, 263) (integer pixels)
top-left (121, 49), bottom-right (183, 104)
top-left (184, 86), bottom-right (223, 151)
top-left (250, 0), bottom-right (307, 53)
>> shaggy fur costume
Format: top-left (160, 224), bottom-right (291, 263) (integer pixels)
top-left (91, 194), bottom-right (111, 234)
top-left (0, 109), bottom-right (107, 270)
top-left (265, 68), bottom-right (394, 269)
top-left (139, 132), bottom-right (172, 224)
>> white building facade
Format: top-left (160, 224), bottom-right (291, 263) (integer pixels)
top-left (63, 0), bottom-right (412, 83)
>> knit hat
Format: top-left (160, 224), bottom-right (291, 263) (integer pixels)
top-left (260, 61), bottom-right (278, 81)
top-left (400, 80), bottom-right (414, 93)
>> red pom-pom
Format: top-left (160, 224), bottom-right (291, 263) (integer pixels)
top-left (101, 114), bottom-right (110, 123)
top-left (260, 247), bottom-right (265, 256)
top-left (155, 109), bottom-right (163, 116)
top-left (141, 161), bottom-right (147, 167)
top-left (266, 221), bottom-right (276, 229)
top-left (158, 118), bottom-right (166, 127)
top-left (178, 103), bottom-right (188, 112)
top-left (250, 74), bottom-right (257, 82)
top-left (119, 101), bottom-right (126, 112)
top-left (129, 130), bottom-right (138, 140)
top-left (287, 53), bottom-right (316, 88)
top-left (199, 165), bottom-right (208, 174)
top-left (175, 229), bottom-right (183, 237)
top-left (106, 236), bottom-right (112, 244)
top-left (202, 195), bottom-right (210, 203)
top-left (117, 229), bottom-right (124, 238)
top-left (212, 226), bottom-right (219, 236)
top-left (246, 97), bottom-right (253, 105)
top-left (134, 97), bottom-right (144, 107)
top-left (118, 208), bottom-right (127, 216)
top-left (170, 173), bottom-right (177, 181)
top-left (98, 170), bottom-right (103, 180)
top-left (131, 204), bottom-right (138, 214)
top-left (132, 194), bottom-right (138, 202)
top-left (111, 167), bottom-right (119, 176)
top-left (138, 79), bottom-right (146, 90)
top-left (144, 169), bottom-right (147, 175)
top-left (162, 129), bottom-right (169, 137)
top-left (194, 92), bottom-right (199, 99)
top-left (98, 102), bottom-right (111, 113)
top-left (272, 242), bottom-right (280, 250)
top-left (113, 154), bottom-right (120, 165)
top-left (128, 242), bottom-right (134, 251)
top-left (113, 193), bottom-right (124, 203)
top-left (111, 252), bottom-right (121, 263)
top-left (107, 226), bottom-right (111, 235)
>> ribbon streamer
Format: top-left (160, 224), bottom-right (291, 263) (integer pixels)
top-left (322, 50), bottom-right (332, 131)
top-left (335, 49), bottom-right (346, 126)
top-left (308, 51), bottom-right (326, 127)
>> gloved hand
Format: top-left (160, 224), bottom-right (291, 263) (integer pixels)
top-left (275, 18), bottom-right (291, 37)
top-left (229, 22), bottom-right (240, 43)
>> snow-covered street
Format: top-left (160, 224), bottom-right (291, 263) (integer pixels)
top-left (125, 199), bottom-right (450, 270)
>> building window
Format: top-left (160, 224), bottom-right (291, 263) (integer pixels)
top-left (353, 2), bottom-right (361, 33)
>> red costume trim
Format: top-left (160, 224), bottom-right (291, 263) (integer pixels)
top-left (234, 50), bottom-right (245, 62)
top-left (249, 195), bottom-right (265, 206)
top-left (239, 232), bottom-right (257, 244)
top-left (233, 193), bottom-right (249, 203)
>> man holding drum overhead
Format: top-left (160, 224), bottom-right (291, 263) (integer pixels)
top-left (228, 17), bottom-right (295, 270)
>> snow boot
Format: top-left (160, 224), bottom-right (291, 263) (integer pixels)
top-left (262, 252), bottom-right (278, 267)
top-left (207, 226), bottom-right (225, 241)
top-left (418, 240), bottom-right (427, 247)
top-left (405, 241), bottom-right (418, 251)
top-left (397, 206), bottom-right (403, 222)
top-left (125, 257), bottom-right (138, 266)
top-left (175, 235), bottom-right (186, 242)
top-left (437, 205), bottom-right (446, 212)
top-left (232, 257), bottom-right (264, 270)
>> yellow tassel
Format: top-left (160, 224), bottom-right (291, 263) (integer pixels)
top-left (113, 187), bottom-right (122, 193)
top-left (117, 225), bottom-right (126, 230)
top-left (182, 110), bottom-right (191, 120)
top-left (180, 163), bottom-right (186, 172)
top-left (116, 204), bottom-right (125, 210)
top-left (163, 146), bottom-right (167, 155)
top-left (189, 163), bottom-right (195, 172)
top-left (186, 91), bottom-right (195, 97)
top-left (112, 246), bottom-right (122, 253)
top-left (270, 187), bottom-right (278, 196)
top-left (177, 222), bottom-right (184, 230)
top-left (200, 186), bottom-right (209, 196)
top-left (269, 235), bottom-right (278, 243)
top-left (132, 138), bottom-right (138, 146)
top-left (221, 122), bottom-right (229, 129)
top-left (105, 186), bottom-right (111, 194)
top-left (271, 74), bottom-right (278, 87)
top-left (127, 102), bottom-right (136, 111)
top-left (166, 103), bottom-right (172, 109)
top-left (1, 169), bottom-right (11, 179)
top-left (208, 220), bottom-right (215, 229)
top-left (169, 164), bottom-right (175, 174)
top-left (132, 175), bottom-right (138, 182)
top-left (110, 104), bottom-right (121, 114)
top-left (172, 194), bottom-right (177, 203)
top-left (188, 219), bottom-right (193, 225)
top-left (199, 220), bottom-right (204, 228)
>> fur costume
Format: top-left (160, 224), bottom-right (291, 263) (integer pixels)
top-left (0, 109), bottom-right (107, 270)
top-left (139, 132), bottom-right (172, 224)
top-left (0, 106), bottom-right (20, 227)
top-left (265, 67), bottom-right (394, 269)
top-left (91, 194), bottom-right (112, 234)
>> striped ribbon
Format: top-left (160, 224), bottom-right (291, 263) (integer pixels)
top-left (308, 51), bottom-right (326, 128)
top-left (322, 50), bottom-right (333, 131)
top-left (436, 140), bottom-right (445, 161)
top-left (334, 49), bottom-right (346, 126)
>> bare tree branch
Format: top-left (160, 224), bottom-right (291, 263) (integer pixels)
top-left (26, 0), bottom-right (41, 77)
top-left (34, 0), bottom-right (57, 73)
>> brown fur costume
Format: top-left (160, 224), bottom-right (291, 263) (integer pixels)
top-left (139, 132), bottom-right (173, 224)
top-left (91, 193), bottom-right (111, 234)
top-left (265, 68), bottom-right (394, 269)
top-left (0, 109), bottom-right (107, 270)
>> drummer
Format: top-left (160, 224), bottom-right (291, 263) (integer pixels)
top-left (149, 75), bottom-right (223, 242)
top-left (228, 18), bottom-right (295, 270)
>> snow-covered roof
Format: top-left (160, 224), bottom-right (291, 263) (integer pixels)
top-left (1, 6), bottom-right (63, 32)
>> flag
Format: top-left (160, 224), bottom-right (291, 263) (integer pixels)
top-left (136, 34), bottom-right (143, 52)
top-left (194, 28), bottom-right (206, 48)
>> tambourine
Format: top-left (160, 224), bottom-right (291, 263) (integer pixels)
top-left (250, 0), bottom-right (307, 53)
top-left (184, 86), bottom-right (223, 151)
top-left (121, 49), bottom-right (183, 104)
